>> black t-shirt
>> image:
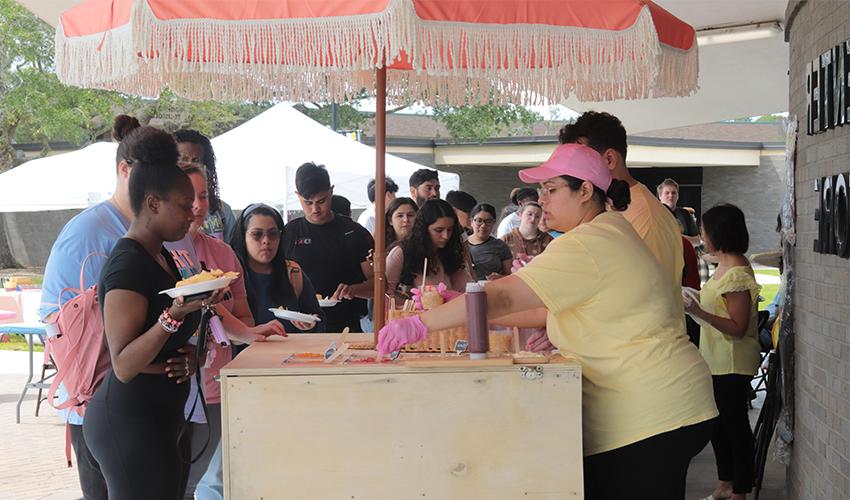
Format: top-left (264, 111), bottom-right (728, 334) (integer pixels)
top-left (283, 215), bottom-right (374, 332)
top-left (673, 207), bottom-right (700, 237)
top-left (98, 238), bottom-right (201, 364)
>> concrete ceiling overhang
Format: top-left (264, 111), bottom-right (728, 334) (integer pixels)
top-left (17, 1), bottom-right (790, 134)
top-left (564, 1), bottom-right (790, 133)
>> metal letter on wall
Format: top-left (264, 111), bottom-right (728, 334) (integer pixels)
top-left (821, 50), bottom-right (834, 130)
top-left (811, 58), bottom-right (821, 134)
top-left (834, 45), bottom-right (845, 127)
top-left (815, 175), bottom-right (833, 253)
top-left (833, 173), bottom-right (850, 257)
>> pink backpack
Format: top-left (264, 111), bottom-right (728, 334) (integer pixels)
top-left (45, 253), bottom-right (111, 465)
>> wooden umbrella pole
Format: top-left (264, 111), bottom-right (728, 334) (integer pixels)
top-left (373, 66), bottom-right (388, 344)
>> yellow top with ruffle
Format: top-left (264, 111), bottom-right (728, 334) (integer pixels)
top-left (698, 266), bottom-right (762, 376)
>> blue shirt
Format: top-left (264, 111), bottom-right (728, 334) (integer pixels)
top-left (40, 201), bottom-right (129, 425)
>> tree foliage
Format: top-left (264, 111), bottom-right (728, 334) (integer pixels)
top-left (432, 101), bottom-right (542, 143)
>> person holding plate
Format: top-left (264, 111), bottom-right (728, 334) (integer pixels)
top-left (378, 144), bottom-right (718, 500)
top-left (83, 130), bottom-right (227, 499)
top-left (171, 167), bottom-right (286, 500)
top-left (232, 203), bottom-right (325, 334)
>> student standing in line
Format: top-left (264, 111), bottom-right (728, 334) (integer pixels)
top-left (83, 131), bottom-right (227, 499)
top-left (283, 163), bottom-right (374, 332)
top-left (684, 204), bottom-right (761, 500)
top-left (358, 177), bottom-right (399, 235)
top-left (408, 168), bottom-right (441, 206)
top-left (466, 203), bottom-right (513, 281)
top-left (385, 197), bottom-right (419, 248)
top-left (39, 116), bottom-right (143, 500)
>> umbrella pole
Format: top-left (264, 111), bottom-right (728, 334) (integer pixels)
top-left (373, 67), bottom-right (387, 344)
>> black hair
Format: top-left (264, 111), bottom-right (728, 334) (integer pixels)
top-left (445, 190), bottom-right (478, 213)
top-left (398, 199), bottom-right (465, 286)
top-left (174, 129), bottom-right (222, 213)
top-left (558, 111), bottom-right (628, 160)
top-left (124, 127), bottom-right (187, 216)
top-left (560, 175), bottom-right (630, 211)
top-left (295, 162), bottom-right (331, 199)
top-left (702, 203), bottom-right (749, 254)
top-left (470, 203), bottom-right (497, 219)
top-left (367, 177), bottom-right (399, 203)
top-left (230, 203), bottom-right (295, 307)
top-left (408, 168), bottom-right (439, 188)
top-left (112, 115), bottom-right (140, 143)
top-left (385, 197), bottom-right (419, 247)
top-left (332, 195), bottom-right (352, 217)
top-left (511, 187), bottom-right (538, 206)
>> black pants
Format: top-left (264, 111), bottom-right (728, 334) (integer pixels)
top-left (711, 374), bottom-right (755, 494)
top-left (69, 423), bottom-right (108, 500)
top-left (583, 418), bottom-right (714, 500)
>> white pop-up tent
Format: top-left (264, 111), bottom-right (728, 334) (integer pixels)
top-left (0, 104), bottom-right (457, 213)
top-left (211, 104), bottom-right (459, 212)
top-left (0, 141), bottom-right (118, 212)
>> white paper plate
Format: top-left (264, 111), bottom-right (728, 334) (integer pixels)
top-left (318, 299), bottom-right (339, 308)
top-left (160, 276), bottom-right (234, 299)
top-left (269, 308), bottom-right (319, 324)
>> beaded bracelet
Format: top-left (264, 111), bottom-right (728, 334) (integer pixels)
top-left (159, 308), bottom-right (184, 334)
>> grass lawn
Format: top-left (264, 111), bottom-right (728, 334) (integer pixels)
top-left (0, 334), bottom-right (44, 352)
top-left (754, 268), bottom-right (781, 310)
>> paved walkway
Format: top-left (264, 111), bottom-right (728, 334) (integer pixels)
top-left (0, 351), bottom-right (786, 500)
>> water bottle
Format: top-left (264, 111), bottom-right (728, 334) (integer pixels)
top-left (465, 282), bottom-right (488, 359)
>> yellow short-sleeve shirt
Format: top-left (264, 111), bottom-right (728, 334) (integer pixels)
top-left (516, 212), bottom-right (717, 456)
top-left (622, 183), bottom-right (684, 294)
top-left (698, 266), bottom-right (762, 376)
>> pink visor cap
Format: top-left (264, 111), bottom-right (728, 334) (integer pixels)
top-left (518, 143), bottom-right (612, 194)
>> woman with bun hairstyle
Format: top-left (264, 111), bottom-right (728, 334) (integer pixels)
top-left (82, 128), bottom-right (229, 499)
top-left (174, 129), bottom-right (237, 243)
top-left (378, 144), bottom-right (718, 500)
top-left (39, 115), bottom-right (143, 500)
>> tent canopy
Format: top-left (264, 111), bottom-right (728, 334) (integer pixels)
top-left (0, 105), bottom-right (458, 212)
top-left (211, 104), bottom-right (459, 212)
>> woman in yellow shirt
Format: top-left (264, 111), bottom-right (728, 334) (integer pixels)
top-left (683, 204), bottom-right (760, 500)
top-left (378, 144), bottom-right (718, 500)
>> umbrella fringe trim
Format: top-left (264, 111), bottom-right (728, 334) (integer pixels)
top-left (54, 1), bottom-right (698, 104)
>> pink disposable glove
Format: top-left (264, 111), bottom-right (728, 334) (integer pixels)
top-left (410, 282), bottom-right (462, 310)
top-left (377, 315), bottom-right (429, 357)
top-left (511, 253), bottom-right (532, 274)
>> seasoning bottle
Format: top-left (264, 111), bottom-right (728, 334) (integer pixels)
top-left (465, 282), bottom-right (488, 359)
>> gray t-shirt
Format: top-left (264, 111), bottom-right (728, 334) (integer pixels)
top-left (468, 237), bottom-right (512, 280)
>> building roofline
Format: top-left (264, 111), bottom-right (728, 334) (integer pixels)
top-left (363, 135), bottom-right (785, 150)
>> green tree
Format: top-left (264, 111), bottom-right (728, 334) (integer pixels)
top-left (432, 101), bottom-right (542, 143)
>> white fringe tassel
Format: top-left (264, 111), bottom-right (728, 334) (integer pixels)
top-left (54, 1), bottom-right (698, 105)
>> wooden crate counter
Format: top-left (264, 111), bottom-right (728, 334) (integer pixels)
top-left (220, 334), bottom-right (583, 499)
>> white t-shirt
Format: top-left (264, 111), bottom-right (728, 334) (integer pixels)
top-left (357, 204), bottom-right (376, 235)
top-left (496, 211), bottom-right (520, 238)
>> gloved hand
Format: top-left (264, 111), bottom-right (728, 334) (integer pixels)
top-left (377, 315), bottom-right (429, 357)
top-left (511, 253), bottom-right (532, 273)
top-left (410, 282), bottom-right (462, 310)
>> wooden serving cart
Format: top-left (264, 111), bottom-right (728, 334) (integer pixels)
top-left (220, 334), bottom-right (583, 499)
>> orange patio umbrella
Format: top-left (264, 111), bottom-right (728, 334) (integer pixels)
top-left (55, 0), bottom-right (698, 338)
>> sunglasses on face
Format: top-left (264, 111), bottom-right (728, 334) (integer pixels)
top-left (247, 228), bottom-right (282, 241)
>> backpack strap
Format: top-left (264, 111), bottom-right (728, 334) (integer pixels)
top-left (285, 260), bottom-right (303, 297)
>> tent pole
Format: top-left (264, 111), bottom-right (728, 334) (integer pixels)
top-left (373, 67), bottom-right (387, 344)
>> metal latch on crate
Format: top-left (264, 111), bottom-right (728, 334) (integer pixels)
top-left (519, 365), bottom-right (544, 380)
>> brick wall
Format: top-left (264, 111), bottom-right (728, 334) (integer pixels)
top-left (701, 155), bottom-right (785, 254)
top-left (787, 1), bottom-right (850, 498)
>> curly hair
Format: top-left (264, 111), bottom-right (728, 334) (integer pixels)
top-left (398, 199), bottom-right (466, 287)
top-left (174, 129), bottom-right (222, 213)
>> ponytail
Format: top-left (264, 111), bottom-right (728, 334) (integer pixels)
top-left (606, 179), bottom-right (630, 211)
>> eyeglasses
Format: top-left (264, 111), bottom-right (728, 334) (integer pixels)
top-left (247, 228), bottom-right (282, 241)
top-left (537, 183), bottom-right (570, 199)
top-left (472, 218), bottom-right (495, 225)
